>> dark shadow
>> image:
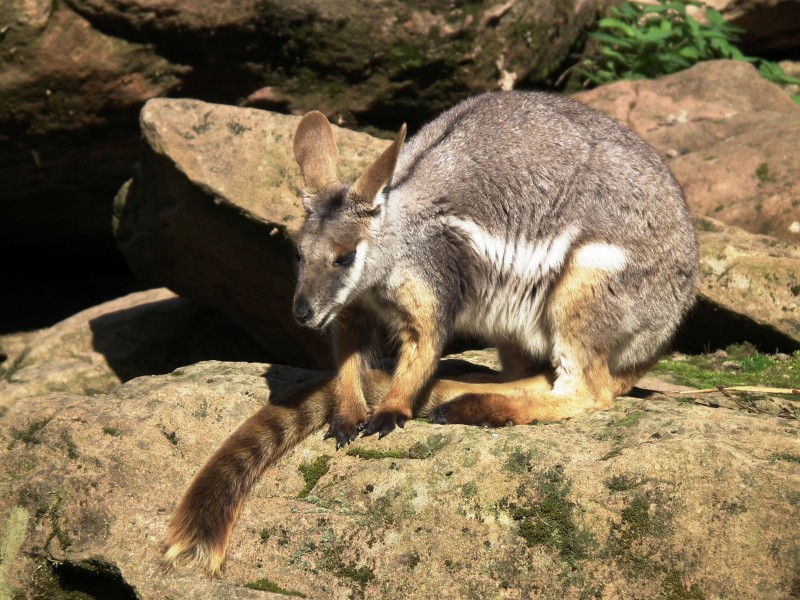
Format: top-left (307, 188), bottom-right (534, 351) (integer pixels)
top-left (50, 557), bottom-right (138, 600)
top-left (261, 363), bottom-right (334, 404)
top-left (89, 294), bottom-right (273, 382)
top-left (674, 295), bottom-right (800, 355)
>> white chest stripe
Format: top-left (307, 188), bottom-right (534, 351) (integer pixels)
top-left (444, 216), bottom-right (576, 281)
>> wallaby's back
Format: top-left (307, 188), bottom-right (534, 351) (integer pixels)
top-left (383, 91), bottom-right (697, 373)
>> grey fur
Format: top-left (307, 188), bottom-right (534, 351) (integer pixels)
top-left (293, 91), bottom-right (697, 377)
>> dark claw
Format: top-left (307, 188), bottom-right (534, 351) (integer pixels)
top-left (363, 411), bottom-right (410, 439)
top-left (326, 417), bottom-right (367, 449)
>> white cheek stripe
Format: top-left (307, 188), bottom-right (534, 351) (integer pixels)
top-left (573, 242), bottom-right (627, 272)
top-left (333, 241), bottom-right (368, 306)
top-left (444, 216), bottom-right (576, 281)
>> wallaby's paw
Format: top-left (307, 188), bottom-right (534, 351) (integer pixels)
top-left (362, 409), bottom-right (410, 439)
top-left (324, 414), bottom-right (367, 449)
top-left (429, 394), bottom-right (517, 427)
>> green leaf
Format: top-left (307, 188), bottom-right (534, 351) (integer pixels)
top-left (704, 8), bottom-right (727, 27)
top-left (678, 47), bottom-right (700, 60)
top-left (598, 18), bottom-right (639, 38)
top-left (613, 2), bottom-right (643, 19)
top-left (642, 26), bottom-right (671, 42)
top-left (600, 46), bottom-right (628, 62)
top-left (759, 61), bottom-right (800, 85)
top-left (590, 31), bottom-right (636, 48)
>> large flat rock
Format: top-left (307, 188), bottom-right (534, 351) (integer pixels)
top-left (1, 360), bottom-right (798, 598)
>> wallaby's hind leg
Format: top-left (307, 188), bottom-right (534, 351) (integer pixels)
top-left (429, 256), bottom-right (651, 426)
top-left (427, 360), bottom-right (638, 426)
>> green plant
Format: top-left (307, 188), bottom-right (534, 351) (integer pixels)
top-left (577, 0), bottom-right (800, 99)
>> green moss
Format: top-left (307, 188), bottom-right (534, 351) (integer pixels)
top-left (260, 525), bottom-right (290, 546)
top-left (606, 493), bottom-right (673, 577)
top-left (509, 466), bottom-right (593, 564)
top-left (9, 417), bottom-right (51, 447)
top-left (386, 43), bottom-right (427, 72)
top-left (693, 217), bottom-right (720, 232)
top-left (604, 474), bottom-right (645, 492)
top-left (102, 427), bottom-right (121, 437)
top-left (662, 570), bottom-right (705, 599)
top-left (408, 433), bottom-right (449, 459)
top-left (297, 455), bottom-right (331, 499)
top-left (504, 447), bottom-right (536, 474)
top-left (46, 493), bottom-right (73, 552)
top-left (244, 579), bottom-right (306, 597)
top-left (319, 535), bottom-right (375, 592)
top-left (59, 430), bottom-right (79, 459)
top-left (610, 411), bottom-right (643, 427)
top-left (755, 162), bottom-right (775, 183)
top-left (461, 482), bottom-right (479, 498)
top-left (599, 447), bottom-right (623, 461)
top-left (346, 447), bottom-right (407, 460)
top-left (652, 345), bottom-right (800, 393)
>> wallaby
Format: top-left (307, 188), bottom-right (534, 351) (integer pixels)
top-left (165, 91), bottom-right (698, 573)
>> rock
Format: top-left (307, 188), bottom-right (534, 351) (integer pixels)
top-left (0, 0), bottom-right (182, 241)
top-left (1, 0), bottom-right (602, 311)
top-left (1, 360), bottom-right (799, 598)
top-left (690, 216), bottom-right (800, 351)
top-left (577, 60), bottom-right (800, 245)
top-left (0, 288), bottom-right (270, 411)
top-left (113, 99), bottom-right (395, 367)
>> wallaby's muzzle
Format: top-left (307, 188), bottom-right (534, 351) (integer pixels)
top-left (292, 296), bottom-right (314, 325)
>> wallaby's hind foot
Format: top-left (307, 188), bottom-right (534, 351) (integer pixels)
top-left (429, 385), bottom-right (609, 427)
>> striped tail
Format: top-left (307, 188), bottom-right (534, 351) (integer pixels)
top-left (163, 375), bottom-right (337, 574)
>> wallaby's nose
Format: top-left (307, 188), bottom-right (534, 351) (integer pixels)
top-left (293, 298), bottom-right (314, 324)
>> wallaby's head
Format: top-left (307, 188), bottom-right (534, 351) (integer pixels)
top-left (291, 111), bottom-right (406, 329)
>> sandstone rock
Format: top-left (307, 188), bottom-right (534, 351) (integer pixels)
top-left (0, 288), bottom-right (270, 411)
top-left (113, 99), bottom-right (396, 367)
top-left (690, 216), bottom-right (800, 350)
top-left (0, 0), bottom-right (182, 239)
top-left (577, 60), bottom-right (800, 245)
top-left (1, 360), bottom-right (798, 598)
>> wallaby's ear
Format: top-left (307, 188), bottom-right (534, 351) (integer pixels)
top-left (349, 123), bottom-right (407, 209)
top-left (293, 111), bottom-right (340, 195)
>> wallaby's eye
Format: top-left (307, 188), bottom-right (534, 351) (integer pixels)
top-left (334, 250), bottom-right (356, 267)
